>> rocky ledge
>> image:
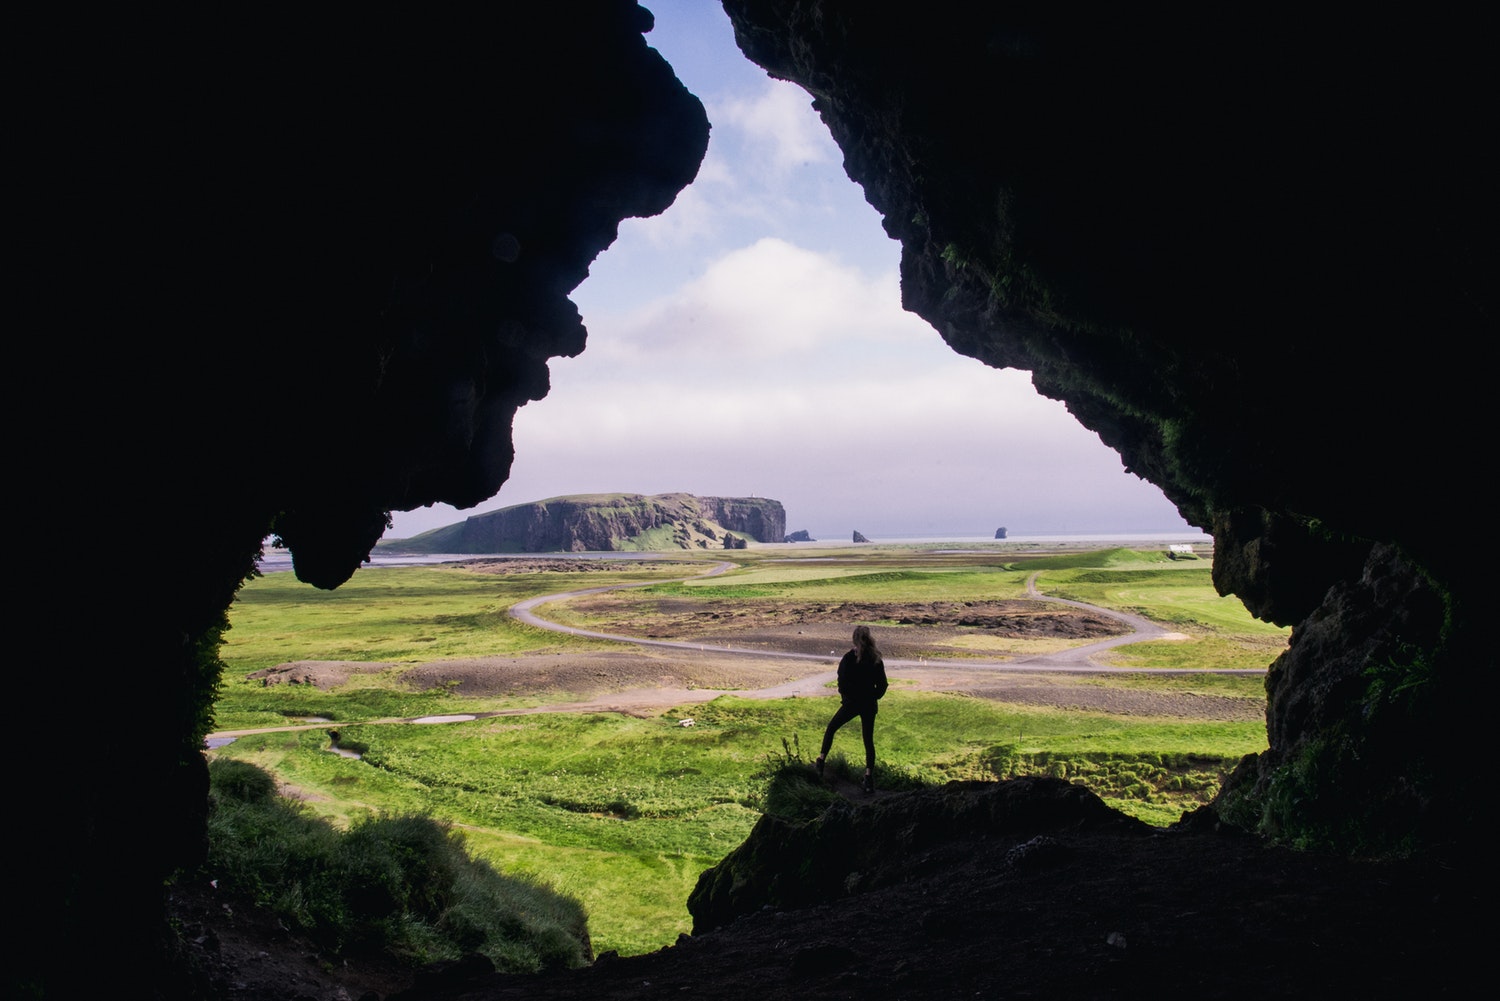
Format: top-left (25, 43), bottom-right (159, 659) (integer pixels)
top-left (388, 493), bottom-right (787, 553)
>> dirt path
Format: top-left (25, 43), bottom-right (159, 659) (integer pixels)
top-left (511, 565), bottom-right (1228, 673)
top-left (217, 562), bottom-right (1266, 741)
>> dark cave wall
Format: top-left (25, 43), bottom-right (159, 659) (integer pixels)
top-left (21, 5), bottom-right (708, 995)
top-left (721, 0), bottom-right (1490, 854)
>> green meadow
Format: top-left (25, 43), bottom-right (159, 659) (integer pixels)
top-left (1035, 555), bottom-right (1293, 671)
top-left (211, 544), bottom-right (1282, 956)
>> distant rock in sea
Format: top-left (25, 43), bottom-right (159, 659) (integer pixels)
top-left (853, 530), bottom-right (870, 543)
top-left (784, 530), bottom-right (814, 542)
top-left (995, 527), bottom-right (1008, 539)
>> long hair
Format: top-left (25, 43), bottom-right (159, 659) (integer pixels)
top-left (852, 624), bottom-right (880, 662)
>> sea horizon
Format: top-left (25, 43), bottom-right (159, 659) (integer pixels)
top-left (254, 530), bottom-right (1211, 574)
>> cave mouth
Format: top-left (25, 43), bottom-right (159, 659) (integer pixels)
top-left (386, 3), bottom-right (1200, 549)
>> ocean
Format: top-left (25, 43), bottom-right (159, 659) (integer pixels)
top-left (252, 531), bottom-right (1211, 574)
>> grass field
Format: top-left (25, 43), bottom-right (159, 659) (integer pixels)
top-left (1034, 557), bottom-right (1291, 671)
top-left (210, 543), bottom-right (1281, 956)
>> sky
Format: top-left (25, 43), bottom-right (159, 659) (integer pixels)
top-left (385, 2), bottom-right (1199, 543)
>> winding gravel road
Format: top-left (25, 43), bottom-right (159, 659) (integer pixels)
top-left (510, 563), bottom-right (1261, 677)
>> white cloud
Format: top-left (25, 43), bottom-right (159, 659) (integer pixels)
top-left (612, 81), bottom-right (841, 255)
top-left (586, 238), bottom-right (929, 362)
top-left (382, 26), bottom-right (1194, 543)
top-left (712, 80), bottom-right (837, 175)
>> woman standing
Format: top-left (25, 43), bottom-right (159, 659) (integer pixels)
top-left (814, 624), bottom-right (889, 792)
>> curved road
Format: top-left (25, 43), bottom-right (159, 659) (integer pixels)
top-left (208, 560), bottom-right (1261, 742)
top-left (511, 563), bottom-right (1262, 677)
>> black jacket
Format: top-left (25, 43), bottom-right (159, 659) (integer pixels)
top-left (837, 649), bottom-right (889, 708)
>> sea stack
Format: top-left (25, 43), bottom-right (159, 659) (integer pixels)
top-left (995, 527), bottom-right (1007, 539)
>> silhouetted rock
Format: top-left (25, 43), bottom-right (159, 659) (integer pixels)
top-left (690, 778), bottom-right (1140, 933)
top-left (724, 0), bottom-right (1487, 859)
top-left (994, 527), bottom-right (1007, 539)
top-left (24, 4), bottom-right (709, 995)
top-left (784, 529), bottom-right (814, 542)
top-left (852, 531), bottom-right (870, 543)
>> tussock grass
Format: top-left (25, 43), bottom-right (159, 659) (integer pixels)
top-left (225, 565), bottom-right (681, 673)
top-left (970, 746), bottom-right (1243, 827)
top-left (1038, 564), bottom-right (1287, 635)
top-left (758, 736), bottom-right (840, 820)
top-left (216, 564), bottom-right (695, 728)
top-left (1075, 671), bottom-right (1266, 697)
top-left (200, 758), bottom-right (590, 972)
top-left (1102, 634), bottom-right (1288, 672)
top-left (1033, 560), bottom-right (1290, 670)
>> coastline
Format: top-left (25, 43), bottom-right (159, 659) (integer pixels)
top-left (255, 531), bottom-right (1214, 574)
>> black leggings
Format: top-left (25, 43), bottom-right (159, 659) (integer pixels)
top-left (820, 702), bottom-right (877, 770)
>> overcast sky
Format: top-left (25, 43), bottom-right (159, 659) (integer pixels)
top-left (385, 2), bottom-right (1199, 542)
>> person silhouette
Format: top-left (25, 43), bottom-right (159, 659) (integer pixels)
top-left (814, 624), bottom-right (889, 792)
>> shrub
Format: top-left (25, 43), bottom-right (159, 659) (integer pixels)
top-left (208, 757), bottom-right (277, 804)
top-left (201, 760), bottom-right (590, 971)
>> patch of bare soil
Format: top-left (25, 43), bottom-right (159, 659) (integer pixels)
top-left (567, 596), bottom-right (1128, 648)
top-left (398, 650), bottom-right (813, 703)
top-left (897, 668), bottom-right (1265, 721)
top-left (247, 660), bottom-right (395, 689)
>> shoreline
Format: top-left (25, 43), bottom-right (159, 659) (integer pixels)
top-left (258, 532), bottom-right (1214, 574)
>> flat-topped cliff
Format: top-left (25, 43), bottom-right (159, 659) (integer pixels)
top-left (387, 493), bottom-right (786, 553)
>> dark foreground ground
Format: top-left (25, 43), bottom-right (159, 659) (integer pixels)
top-left (172, 779), bottom-right (1477, 1001)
